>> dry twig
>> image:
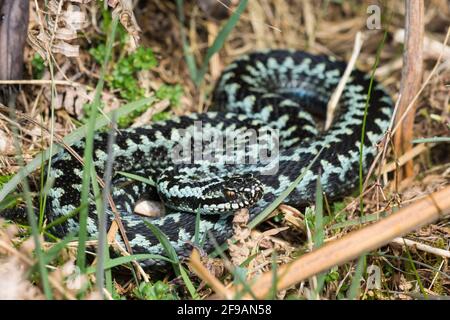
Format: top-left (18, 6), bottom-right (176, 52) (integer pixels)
top-left (393, 0), bottom-right (424, 178)
top-left (390, 237), bottom-right (450, 259)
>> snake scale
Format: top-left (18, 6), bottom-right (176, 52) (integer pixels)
top-left (13, 50), bottom-right (395, 269)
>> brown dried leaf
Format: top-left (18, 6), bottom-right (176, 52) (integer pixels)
top-left (0, 257), bottom-right (45, 300)
top-left (109, 0), bottom-right (142, 50)
top-left (28, 1), bottom-right (91, 60)
top-left (0, 129), bottom-right (15, 155)
top-left (52, 41), bottom-right (80, 57)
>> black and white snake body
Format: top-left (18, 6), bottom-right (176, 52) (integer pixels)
top-left (12, 50), bottom-right (395, 268)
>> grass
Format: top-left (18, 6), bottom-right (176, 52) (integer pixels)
top-left (0, 10), bottom-right (160, 299)
top-left (176, 0), bottom-right (249, 86)
top-left (85, 254), bottom-right (175, 274)
top-left (76, 15), bottom-right (119, 274)
top-left (39, 49), bottom-right (58, 237)
top-left (312, 177), bottom-right (325, 297)
top-left (96, 111), bottom-right (117, 296)
top-left (7, 102), bottom-right (53, 299)
top-left (87, 13), bottom-right (180, 128)
top-left (0, 96), bottom-right (155, 204)
top-left (403, 240), bottom-right (428, 299)
top-left (1, 0), bottom-right (244, 299)
top-left (116, 171), bottom-right (155, 187)
top-left (350, 19), bottom-right (389, 300)
top-left (143, 221), bottom-right (199, 299)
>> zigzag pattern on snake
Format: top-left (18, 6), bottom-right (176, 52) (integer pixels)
top-left (11, 50), bottom-right (395, 269)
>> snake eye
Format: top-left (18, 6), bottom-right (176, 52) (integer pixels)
top-left (229, 175), bottom-right (244, 184)
top-left (224, 190), bottom-right (237, 200)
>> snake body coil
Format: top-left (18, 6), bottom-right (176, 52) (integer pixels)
top-left (42, 50), bottom-right (393, 268)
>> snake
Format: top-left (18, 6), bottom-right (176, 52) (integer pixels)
top-left (4, 50), bottom-right (394, 269)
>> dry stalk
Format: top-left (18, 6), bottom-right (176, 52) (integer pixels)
top-left (380, 142), bottom-right (436, 175)
top-left (325, 31), bottom-right (363, 129)
top-left (0, 79), bottom-right (84, 87)
top-left (390, 237), bottom-right (450, 259)
top-left (393, 0), bottom-right (424, 178)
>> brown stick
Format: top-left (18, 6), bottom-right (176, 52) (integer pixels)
top-left (232, 185), bottom-right (450, 299)
top-left (393, 0), bottom-right (424, 178)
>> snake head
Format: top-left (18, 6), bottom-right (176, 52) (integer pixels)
top-left (222, 173), bottom-right (264, 210)
top-left (157, 169), bottom-right (264, 215)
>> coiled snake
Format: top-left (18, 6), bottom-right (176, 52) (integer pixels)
top-left (16, 50), bottom-right (395, 268)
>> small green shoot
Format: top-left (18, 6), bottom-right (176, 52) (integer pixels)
top-left (412, 136), bottom-right (450, 143)
top-left (31, 53), bottom-right (46, 79)
top-left (143, 221), bottom-right (199, 299)
top-left (133, 281), bottom-right (179, 300)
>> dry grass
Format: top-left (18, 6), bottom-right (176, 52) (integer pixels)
top-left (0, 0), bottom-right (449, 300)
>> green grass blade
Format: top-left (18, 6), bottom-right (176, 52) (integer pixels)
top-left (18, 180), bottom-right (53, 299)
top-left (85, 254), bottom-right (175, 274)
top-left (116, 171), bottom-right (155, 186)
top-left (313, 176), bottom-right (326, 297)
top-left (28, 232), bottom-right (77, 277)
top-left (0, 193), bottom-right (21, 210)
top-left (347, 255), bottom-right (366, 299)
top-left (0, 96), bottom-right (155, 204)
top-left (38, 120), bottom-right (48, 230)
top-left (143, 220), bottom-right (199, 299)
top-left (195, 0), bottom-right (249, 85)
top-left (268, 252), bottom-right (279, 300)
top-left (6, 99), bottom-right (53, 299)
top-left (40, 51), bottom-right (59, 232)
top-left (194, 208), bottom-right (201, 245)
top-left (412, 136), bottom-right (450, 143)
top-left (403, 239), bottom-right (428, 299)
top-left (96, 113), bottom-right (117, 298)
top-left (175, 0), bottom-right (198, 81)
top-left (42, 233), bottom-right (77, 265)
top-left (43, 203), bottom-right (87, 231)
top-left (104, 262), bottom-right (113, 296)
top-left (358, 28), bottom-right (388, 214)
top-left (89, 164), bottom-right (107, 294)
top-left (313, 178), bottom-right (324, 249)
top-left (352, 22), bottom-right (389, 300)
top-left (179, 265), bottom-right (199, 299)
top-left (38, 176), bottom-right (54, 231)
top-left (143, 221), bottom-right (180, 265)
top-left (77, 16), bottom-right (119, 272)
top-left (330, 211), bottom-right (388, 230)
top-left (175, 0), bottom-right (247, 86)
